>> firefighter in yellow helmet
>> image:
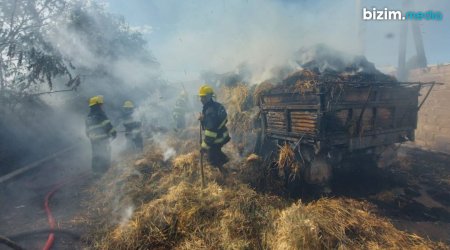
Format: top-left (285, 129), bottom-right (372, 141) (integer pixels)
top-left (172, 90), bottom-right (189, 130)
top-left (121, 100), bottom-right (143, 152)
top-left (85, 95), bottom-right (117, 174)
top-left (198, 84), bottom-right (230, 173)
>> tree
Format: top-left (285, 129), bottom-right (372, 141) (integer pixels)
top-left (0, 0), bottom-right (77, 107)
top-left (0, 0), bottom-right (160, 110)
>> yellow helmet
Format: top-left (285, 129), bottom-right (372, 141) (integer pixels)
top-left (198, 84), bottom-right (214, 97)
top-left (123, 100), bottom-right (134, 108)
top-left (89, 95), bottom-right (104, 107)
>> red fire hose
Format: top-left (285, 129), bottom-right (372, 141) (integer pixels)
top-left (42, 172), bottom-right (89, 250)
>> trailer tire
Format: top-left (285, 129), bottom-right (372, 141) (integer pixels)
top-left (376, 144), bottom-right (399, 169)
top-left (304, 156), bottom-right (332, 184)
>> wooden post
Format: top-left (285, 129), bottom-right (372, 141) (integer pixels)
top-left (199, 122), bottom-right (205, 189)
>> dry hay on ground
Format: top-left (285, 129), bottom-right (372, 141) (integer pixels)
top-left (89, 166), bottom-right (445, 250)
top-left (268, 198), bottom-right (446, 250)
top-left (96, 182), bottom-right (284, 250)
top-left (80, 129), bottom-right (447, 250)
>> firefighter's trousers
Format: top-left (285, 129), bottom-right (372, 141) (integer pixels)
top-left (91, 138), bottom-right (111, 174)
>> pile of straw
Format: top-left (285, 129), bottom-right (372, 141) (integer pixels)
top-left (268, 198), bottom-right (446, 249)
top-left (217, 84), bottom-right (260, 156)
top-left (277, 143), bottom-right (301, 181)
top-left (96, 182), bottom-right (284, 250)
top-left (78, 87), bottom-right (447, 250)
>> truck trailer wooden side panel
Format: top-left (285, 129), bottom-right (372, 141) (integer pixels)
top-left (260, 83), bottom-right (420, 151)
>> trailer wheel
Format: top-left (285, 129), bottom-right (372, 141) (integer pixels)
top-left (376, 144), bottom-right (399, 169)
top-left (303, 155), bottom-right (332, 185)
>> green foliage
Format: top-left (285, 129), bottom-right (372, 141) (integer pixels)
top-left (0, 0), bottom-right (158, 105)
top-left (0, 0), bottom-right (71, 100)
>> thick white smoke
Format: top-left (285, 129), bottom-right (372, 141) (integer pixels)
top-left (106, 0), bottom-right (449, 83)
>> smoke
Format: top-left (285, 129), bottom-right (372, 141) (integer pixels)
top-left (119, 205), bottom-right (135, 228)
top-left (293, 44), bottom-right (381, 75)
top-left (135, 0), bottom-right (362, 83)
top-left (105, 0), bottom-right (449, 84)
top-left (163, 147), bottom-right (176, 161)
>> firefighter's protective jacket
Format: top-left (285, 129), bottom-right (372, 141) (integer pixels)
top-left (173, 94), bottom-right (189, 119)
top-left (86, 107), bottom-right (116, 141)
top-left (201, 100), bottom-right (230, 149)
top-left (122, 113), bottom-right (142, 139)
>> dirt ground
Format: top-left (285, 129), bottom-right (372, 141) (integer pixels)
top-left (329, 145), bottom-right (450, 244)
top-left (0, 146), bottom-right (92, 250)
top-left (0, 144), bottom-right (449, 249)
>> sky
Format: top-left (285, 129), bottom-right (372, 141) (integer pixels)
top-left (105, 0), bottom-right (450, 82)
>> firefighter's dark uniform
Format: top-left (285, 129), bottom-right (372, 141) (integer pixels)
top-left (201, 99), bottom-right (230, 169)
top-left (122, 110), bottom-right (143, 152)
top-left (172, 93), bottom-right (188, 130)
top-left (86, 105), bottom-right (116, 174)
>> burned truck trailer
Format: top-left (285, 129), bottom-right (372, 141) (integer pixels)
top-left (256, 71), bottom-right (433, 184)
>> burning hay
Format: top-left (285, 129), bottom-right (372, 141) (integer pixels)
top-left (219, 84), bottom-right (251, 114)
top-left (217, 84), bottom-right (260, 156)
top-left (78, 133), bottom-right (446, 250)
top-left (77, 69), bottom-right (446, 249)
top-left (95, 181), bottom-right (284, 250)
top-left (253, 81), bottom-right (274, 105)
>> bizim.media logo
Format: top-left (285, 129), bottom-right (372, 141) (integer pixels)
top-left (363, 8), bottom-right (443, 21)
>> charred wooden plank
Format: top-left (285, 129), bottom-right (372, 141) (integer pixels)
top-left (262, 104), bottom-right (320, 110)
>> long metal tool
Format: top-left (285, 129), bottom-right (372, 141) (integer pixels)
top-left (199, 122), bottom-right (206, 188)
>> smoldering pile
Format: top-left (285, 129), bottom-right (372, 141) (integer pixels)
top-left (77, 131), bottom-right (446, 250)
top-left (75, 47), bottom-right (447, 249)
top-left (293, 44), bottom-right (397, 83)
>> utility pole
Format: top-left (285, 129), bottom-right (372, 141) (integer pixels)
top-left (398, 0), bottom-right (427, 81)
top-left (355, 0), bottom-right (365, 56)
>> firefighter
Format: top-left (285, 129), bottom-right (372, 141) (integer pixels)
top-left (198, 84), bottom-right (230, 172)
top-left (172, 90), bottom-right (189, 130)
top-left (121, 100), bottom-right (144, 152)
top-left (86, 95), bottom-right (117, 174)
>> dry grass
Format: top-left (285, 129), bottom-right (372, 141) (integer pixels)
top-left (80, 135), bottom-right (447, 250)
top-left (268, 198), bottom-right (447, 250)
top-left (172, 152), bottom-right (199, 176)
top-left (96, 181), bottom-right (284, 250)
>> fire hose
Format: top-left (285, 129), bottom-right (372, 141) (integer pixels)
top-left (0, 172), bottom-right (85, 250)
top-left (1, 229), bottom-right (81, 250)
top-left (0, 144), bottom-right (88, 250)
top-left (42, 171), bottom-right (89, 250)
